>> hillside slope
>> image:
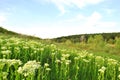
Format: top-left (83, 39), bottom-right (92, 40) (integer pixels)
top-left (0, 27), bottom-right (41, 40)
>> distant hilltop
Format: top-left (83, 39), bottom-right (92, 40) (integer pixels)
top-left (52, 32), bottom-right (120, 43)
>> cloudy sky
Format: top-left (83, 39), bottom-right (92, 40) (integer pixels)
top-left (0, 0), bottom-right (120, 38)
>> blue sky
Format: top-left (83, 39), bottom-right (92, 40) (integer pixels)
top-left (0, 0), bottom-right (120, 38)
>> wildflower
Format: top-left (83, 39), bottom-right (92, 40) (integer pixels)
top-left (0, 59), bottom-right (22, 66)
top-left (1, 50), bottom-right (11, 55)
top-left (95, 56), bottom-right (104, 65)
top-left (34, 51), bottom-right (37, 53)
top-left (44, 63), bottom-right (49, 67)
top-left (107, 58), bottom-right (118, 65)
top-left (55, 59), bottom-right (61, 63)
top-left (65, 54), bottom-right (70, 58)
top-left (23, 46), bottom-right (29, 49)
top-left (2, 72), bottom-right (8, 79)
top-left (88, 53), bottom-right (94, 58)
top-left (46, 68), bottom-right (51, 71)
top-left (74, 57), bottom-right (79, 60)
top-left (1, 46), bottom-right (7, 50)
top-left (40, 48), bottom-right (44, 51)
top-left (65, 60), bottom-right (71, 65)
top-left (77, 66), bottom-right (79, 70)
top-left (17, 67), bottom-right (22, 74)
top-left (119, 67), bottom-right (120, 71)
top-left (95, 56), bottom-right (104, 61)
top-left (62, 54), bottom-right (70, 58)
top-left (98, 66), bottom-right (106, 73)
top-left (83, 59), bottom-right (89, 63)
top-left (118, 75), bottom-right (120, 79)
top-left (17, 61), bottom-right (40, 77)
top-left (61, 57), bottom-right (66, 61)
top-left (52, 53), bottom-right (55, 56)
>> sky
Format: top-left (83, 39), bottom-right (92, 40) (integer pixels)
top-left (0, 0), bottom-right (120, 39)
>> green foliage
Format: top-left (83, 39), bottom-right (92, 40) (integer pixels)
top-left (87, 36), bottom-right (94, 44)
top-left (115, 37), bottom-right (120, 49)
top-left (53, 32), bottom-right (120, 43)
top-left (87, 35), bottom-right (106, 50)
top-left (108, 39), bottom-right (114, 44)
top-left (65, 40), bottom-right (72, 45)
top-left (94, 35), bottom-right (105, 47)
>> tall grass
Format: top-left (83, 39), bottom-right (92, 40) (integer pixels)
top-left (0, 35), bottom-right (120, 80)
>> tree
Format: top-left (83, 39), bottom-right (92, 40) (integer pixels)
top-left (115, 37), bottom-right (120, 49)
top-left (87, 35), bottom-right (105, 50)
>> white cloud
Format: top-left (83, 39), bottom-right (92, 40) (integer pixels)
top-left (84, 11), bottom-right (117, 28)
top-left (54, 11), bottom-right (117, 36)
top-left (62, 11), bottom-right (116, 28)
top-left (84, 12), bottom-right (102, 27)
top-left (45, 0), bottom-right (104, 15)
top-left (57, 4), bottom-right (66, 16)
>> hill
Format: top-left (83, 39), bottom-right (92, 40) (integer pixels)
top-left (0, 27), bottom-right (41, 40)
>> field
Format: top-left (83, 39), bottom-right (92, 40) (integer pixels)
top-left (0, 35), bottom-right (120, 80)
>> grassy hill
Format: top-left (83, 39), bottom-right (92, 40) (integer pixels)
top-left (0, 27), bottom-right (41, 40)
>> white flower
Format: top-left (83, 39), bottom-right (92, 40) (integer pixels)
top-left (55, 59), bottom-right (61, 63)
top-left (1, 46), bottom-right (7, 50)
top-left (62, 54), bottom-right (70, 58)
top-left (44, 63), bottom-right (49, 67)
top-left (2, 72), bottom-right (8, 79)
top-left (74, 57), bottom-right (79, 60)
top-left (1, 50), bottom-right (11, 55)
top-left (118, 75), bottom-right (120, 79)
top-left (83, 59), bottom-right (89, 63)
top-left (17, 67), bottom-right (22, 74)
top-left (98, 66), bottom-right (106, 73)
top-left (46, 68), bottom-right (51, 71)
top-left (52, 53), bottom-right (55, 56)
top-left (119, 67), bottom-right (120, 71)
top-left (61, 57), bottom-right (66, 61)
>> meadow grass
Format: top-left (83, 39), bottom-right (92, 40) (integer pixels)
top-left (0, 35), bottom-right (120, 80)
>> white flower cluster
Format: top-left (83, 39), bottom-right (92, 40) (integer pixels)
top-left (95, 56), bottom-right (104, 65)
top-left (17, 60), bottom-right (40, 77)
top-left (0, 59), bottom-right (22, 66)
top-left (62, 54), bottom-right (70, 59)
top-left (1, 50), bottom-right (11, 55)
top-left (1, 72), bottom-right (8, 80)
top-left (78, 50), bottom-right (88, 58)
top-left (107, 58), bottom-right (118, 65)
top-left (61, 54), bottom-right (71, 65)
